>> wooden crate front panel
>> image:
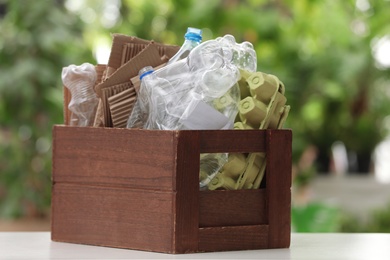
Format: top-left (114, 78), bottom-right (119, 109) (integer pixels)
top-left (52, 126), bottom-right (178, 191)
top-left (52, 183), bottom-right (175, 253)
top-left (198, 130), bottom-right (266, 153)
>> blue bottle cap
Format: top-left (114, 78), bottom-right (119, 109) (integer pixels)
top-left (185, 27), bottom-right (202, 42)
top-left (139, 68), bottom-right (154, 80)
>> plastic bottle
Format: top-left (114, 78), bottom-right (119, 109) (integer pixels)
top-left (126, 66), bottom-right (157, 129)
top-left (127, 35), bottom-right (258, 189)
top-left (62, 63), bottom-right (98, 126)
top-left (167, 27), bottom-right (202, 65)
top-left (216, 34), bottom-right (257, 72)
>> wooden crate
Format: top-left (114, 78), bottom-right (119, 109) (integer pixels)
top-left (51, 126), bottom-right (292, 254)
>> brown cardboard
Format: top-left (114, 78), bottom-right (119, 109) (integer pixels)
top-left (94, 42), bottom-right (177, 127)
top-left (62, 35), bottom-right (179, 127)
top-left (108, 88), bottom-right (137, 128)
top-left (101, 82), bottom-right (133, 127)
top-left (96, 43), bottom-right (164, 97)
top-left (95, 64), bottom-right (107, 84)
top-left (93, 100), bottom-right (104, 127)
top-left (121, 43), bottom-right (147, 66)
top-left (106, 34), bottom-right (179, 78)
top-left (95, 44), bottom-right (160, 127)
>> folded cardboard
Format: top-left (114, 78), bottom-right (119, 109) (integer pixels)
top-left (108, 87), bottom-right (137, 128)
top-left (106, 34), bottom-right (179, 78)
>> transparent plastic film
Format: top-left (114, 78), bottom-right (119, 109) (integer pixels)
top-left (62, 63), bottom-right (98, 126)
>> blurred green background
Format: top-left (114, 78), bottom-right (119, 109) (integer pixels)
top-left (1, 0), bottom-right (390, 231)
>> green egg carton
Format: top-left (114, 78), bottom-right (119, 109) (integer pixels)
top-left (208, 70), bottom-right (290, 190)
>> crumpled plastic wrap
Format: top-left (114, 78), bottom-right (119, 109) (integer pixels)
top-left (62, 63), bottom-right (98, 126)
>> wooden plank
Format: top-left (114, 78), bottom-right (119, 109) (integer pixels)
top-left (52, 126), bottom-right (177, 191)
top-left (51, 183), bottom-right (174, 253)
top-left (172, 131), bottom-right (200, 253)
top-left (198, 225), bottom-right (269, 252)
top-left (63, 87), bottom-right (71, 125)
top-left (266, 129), bottom-right (292, 248)
top-left (199, 130), bottom-right (266, 153)
top-left (199, 189), bottom-right (266, 227)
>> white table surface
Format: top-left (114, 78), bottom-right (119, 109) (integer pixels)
top-left (1, 232), bottom-right (390, 260)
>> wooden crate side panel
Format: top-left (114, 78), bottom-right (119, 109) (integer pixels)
top-left (266, 129), bottom-right (292, 248)
top-left (199, 189), bottom-right (267, 227)
top-left (198, 225), bottom-right (269, 252)
top-left (51, 183), bottom-right (175, 253)
top-left (52, 126), bottom-right (177, 191)
top-left (199, 130), bottom-right (266, 153)
top-left (173, 131), bottom-right (200, 253)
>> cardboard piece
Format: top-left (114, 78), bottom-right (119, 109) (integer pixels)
top-left (108, 87), bottom-right (137, 128)
top-left (62, 34), bottom-right (179, 128)
top-left (106, 34), bottom-right (179, 78)
top-left (95, 64), bottom-right (107, 84)
top-left (95, 43), bottom-right (163, 97)
top-left (95, 43), bottom-right (176, 127)
top-left (101, 82), bottom-right (133, 127)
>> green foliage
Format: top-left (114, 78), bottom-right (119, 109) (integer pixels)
top-left (367, 203), bottom-right (390, 232)
top-left (340, 202), bottom-right (390, 233)
top-left (0, 0), bottom-right (390, 219)
top-left (0, 0), bottom-right (93, 218)
top-left (292, 202), bottom-right (341, 232)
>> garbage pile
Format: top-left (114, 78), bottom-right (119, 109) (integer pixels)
top-left (61, 27), bottom-right (290, 190)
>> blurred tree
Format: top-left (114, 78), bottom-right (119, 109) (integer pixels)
top-left (1, 0), bottom-right (390, 218)
top-left (78, 0), bottom-right (390, 173)
top-left (0, 0), bottom-right (93, 218)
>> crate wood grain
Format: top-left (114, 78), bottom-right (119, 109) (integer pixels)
top-left (51, 126), bottom-right (292, 253)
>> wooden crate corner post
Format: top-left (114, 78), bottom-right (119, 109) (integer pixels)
top-left (266, 129), bottom-right (292, 248)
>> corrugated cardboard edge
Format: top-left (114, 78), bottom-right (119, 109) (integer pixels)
top-left (107, 34), bottom-right (178, 71)
top-left (95, 43), bottom-right (164, 97)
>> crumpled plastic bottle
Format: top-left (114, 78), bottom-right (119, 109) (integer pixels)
top-left (62, 63), bottom-right (98, 126)
top-left (216, 34), bottom-right (257, 72)
top-left (127, 34), bottom-right (257, 188)
top-left (128, 35), bottom-right (256, 130)
top-left (167, 27), bottom-right (202, 65)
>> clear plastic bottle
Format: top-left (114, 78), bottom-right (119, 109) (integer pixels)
top-left (127, 34), bottom-right (258, 189)
top-left (127, 34), bottom-right (257, 132)
top-left (216, 34), bottom-right (257, 72)
top-left (61, 63), bottom-right (98, 126)
top-left (127, 66), bottom-right (156, 129)
top-left (167, 27), bottom-right (202, 65)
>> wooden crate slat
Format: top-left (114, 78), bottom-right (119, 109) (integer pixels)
top-left (53, 126), bottom-right (177, 191)
top-left (198, 225), bottom-right (269, 252)
top-left (51, 183), bottom-right (175, 253)
top-left (199, 130), bottom-right (266, 153)
top-left (199, 189), bottom-right (266, 227)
